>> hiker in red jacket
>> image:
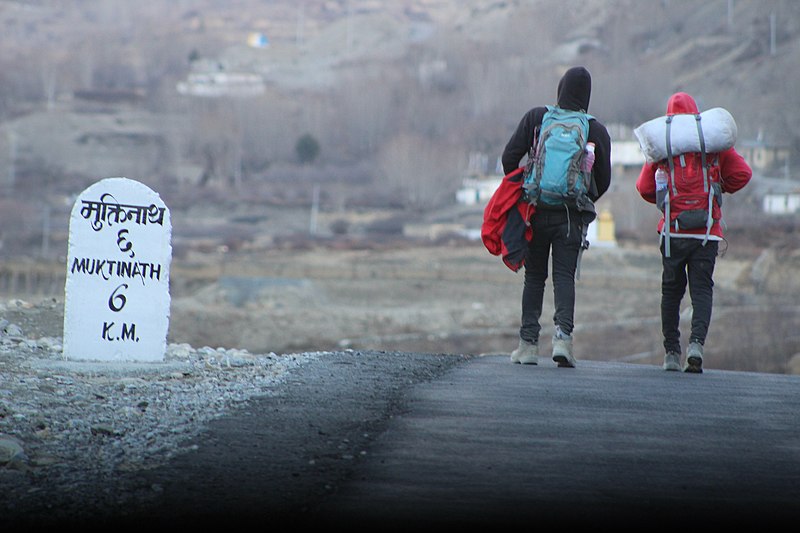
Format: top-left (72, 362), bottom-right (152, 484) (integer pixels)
top-left (501, 66), bottom-right (611, 368)
top-left (636, 92), bottom-right (752, 373)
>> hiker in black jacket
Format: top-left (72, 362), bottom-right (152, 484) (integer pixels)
top-left (501, 66), bottom-right (612, 367)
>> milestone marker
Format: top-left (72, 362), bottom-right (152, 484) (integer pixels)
top-left (63, 177), bottom-right (172, 362)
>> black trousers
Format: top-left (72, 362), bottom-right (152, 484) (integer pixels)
top-left (519, 209), bottom-right (582, 344)
top-left (660, 237), bottom-right (719, 353)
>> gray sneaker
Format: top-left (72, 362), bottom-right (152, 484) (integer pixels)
top-left (552, 328), bottom-right (576, 368)
top-left (684, 342), bottom-right (703, 374)
top-left (510, 338), bottom-right (538, 365)
top-left (663, 351), bottom-right (681, 371)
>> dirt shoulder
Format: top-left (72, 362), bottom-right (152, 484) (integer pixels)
top-left (2, 239), bottom-right (798, 374)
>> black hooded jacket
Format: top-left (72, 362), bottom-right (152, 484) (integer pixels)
top-left (501, 66), bottom-right (612, 203)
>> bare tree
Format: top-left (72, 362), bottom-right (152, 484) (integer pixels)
top-left (329, 67), bottom-right (405, 159)
top-left (378, 134), bottom-right (466, 210)
top-left (239, 92), bottom-right (304, 166)
top-left (183, 99), bottom-right (242, 187)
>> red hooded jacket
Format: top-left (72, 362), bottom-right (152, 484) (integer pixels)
top-left (635, 92), bottom-right (752, 239)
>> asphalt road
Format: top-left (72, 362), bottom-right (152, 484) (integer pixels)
top-left (22, 350), bottom-right (800, 530)
top-left (309, 354), bottom-right (800, 528)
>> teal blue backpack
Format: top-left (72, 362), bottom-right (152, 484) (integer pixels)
top-left (523, 105), bottom-right (593, 209)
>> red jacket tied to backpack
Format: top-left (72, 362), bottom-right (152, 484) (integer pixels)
top-left (481, 167), bottom-right (534, 272)
top-left (635, 92), bottom-right (751, 240)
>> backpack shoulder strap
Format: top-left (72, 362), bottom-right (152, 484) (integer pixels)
top-left (694, 114), bottom-right (715, 244)
top-left (662, 115), bottom-right (675, 257)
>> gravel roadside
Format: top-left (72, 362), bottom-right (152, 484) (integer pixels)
top-left (0, 301), bottom-right (470, 528)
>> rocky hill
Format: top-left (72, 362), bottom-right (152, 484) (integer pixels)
top-left (0, 1), bottom-right (798, 252)
top-left (2, 0), bottom-right (798, 139)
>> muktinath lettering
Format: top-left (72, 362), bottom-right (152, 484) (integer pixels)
top-left (70, 257), bottom-right (162, 282)
top-left (80, 193), bottom-right (166, 231)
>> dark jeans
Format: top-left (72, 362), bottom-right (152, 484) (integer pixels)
top-left (519, 209), bottom-right (583, 344)
top-left (660, 238), bottom-right (719, 353)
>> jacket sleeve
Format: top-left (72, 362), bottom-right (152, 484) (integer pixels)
top-left (636, 162), bottom-right (658, 205)
top-left (501, 107), bottom-right (543, 175)
top-left (588, 121), bottom-right (612, 200)
top-left (718, 147), bottom-right (752, 194)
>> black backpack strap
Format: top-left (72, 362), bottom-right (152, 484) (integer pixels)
top-left (522, 124), bottom-right (540, 203)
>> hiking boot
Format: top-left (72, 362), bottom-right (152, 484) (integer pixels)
top-left (552, 328), bottom-right (576, 368)
top-left (663, 351), bottom-right (681, 372)
top-left (510, 338), bottom-right (538, 365)
top-left (684, 342), bottom-right (703, 374)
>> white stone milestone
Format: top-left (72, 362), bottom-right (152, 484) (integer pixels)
top-left (63, 177), bottom-right (172, 362)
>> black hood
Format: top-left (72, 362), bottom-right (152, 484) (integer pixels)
top-left (556, 66), bottom-right (591, 112)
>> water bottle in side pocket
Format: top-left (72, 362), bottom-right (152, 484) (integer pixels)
top-left (655, 167), bottom-right (668, 212)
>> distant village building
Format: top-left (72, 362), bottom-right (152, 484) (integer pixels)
top-left (456, 151), bottom-right (503, 205)
top-left (606, 123), bottom-right (646, 179)
top-left (177, 71), bottom-right (265, 97)
top-left (177, 60), bottom-right (265, 97)
top-left (736, 135), bottom-right (796, 215)
top-left (755, 176), bottom-right (800, 215)
top-left (763, 190), bottom-right (800, 214)
top-left (455, 176), bottom-right (502, 206)
top-left (737, 138), bottom-right (791, 175)
top-left (609, 140), bottom-right (646, 168)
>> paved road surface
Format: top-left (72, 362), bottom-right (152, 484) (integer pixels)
top-left (21, 351), bottom-right (800, 529)
top-left (311, 355), bottom-right (800, 528)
